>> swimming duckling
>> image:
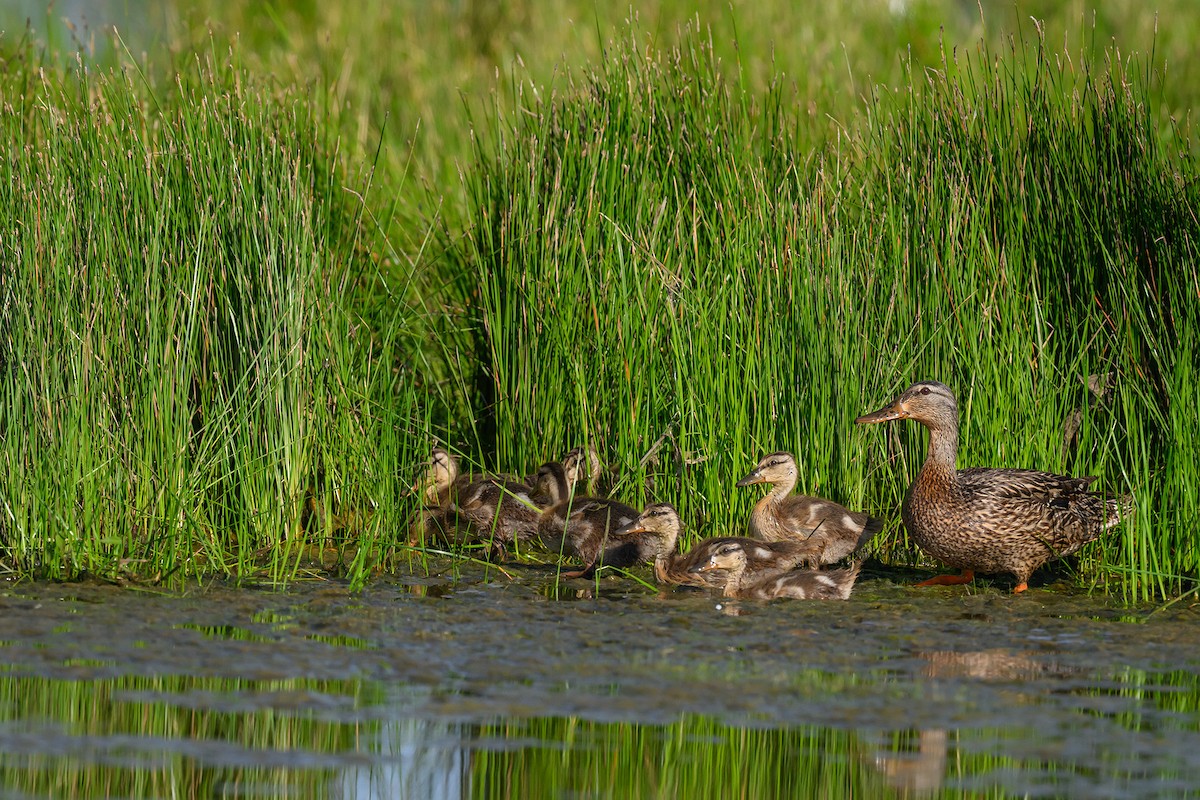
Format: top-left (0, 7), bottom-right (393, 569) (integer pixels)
top-left (737, 452), bottom-right (882, 565)
top-left (690, 540), bottom-right (863, 600)
top-left (856, 380), bottom-right (1134, 592)
top-left (535, 476), bottom-right (652, 577)
top-left (548, 501), bottom-right (679, 579)
top-left (656, 536), bottom-right (822, 589)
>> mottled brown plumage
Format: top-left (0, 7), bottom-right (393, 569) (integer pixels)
top-left (856, 380), bottom-right (1134, 592)
top-left (655, 535), bottom-right (821, 589)
top-left (561, 443), bottom-right (605, 496)
top-left (534, 464), bottom-right (645, 576)
top-left (690, 540), bottom-right (863, 600)
top-left (737, 451), bottom-right (883, 565)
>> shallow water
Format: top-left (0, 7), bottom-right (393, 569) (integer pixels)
top-left (2, 562), bottom-right (1199, 798)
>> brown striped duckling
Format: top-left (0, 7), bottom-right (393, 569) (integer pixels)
top-left (737, 451), bottom-right (882, 565)
top-left (856, 380), bottom-right (1134, 593)
top-left (546, 500), bottom-right (680, 579)
top-left (409, 447), bottom-right (472, 547)
top-left (690, 540), bottom-right (863, 600)
top-left (534, 468), bottom-right (664, 576)
top-left (561, 443), bottom-right (604, 495)
top-left (453, 472), bottom-right (543, 552)
top-left (656, 535), bottom-right (823, 589)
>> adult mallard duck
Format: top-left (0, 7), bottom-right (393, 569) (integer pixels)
top-left (656, 535), bottom-right (821, 589)
top-left (690, 540), bottom-right (863, 600)
top-left (855, 380), bottom-right (1134, 592)
top-left (737, 452), bottom-right (883, 565)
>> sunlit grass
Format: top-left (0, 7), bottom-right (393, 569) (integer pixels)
top-left (0, 35), bottom-right (425, 587)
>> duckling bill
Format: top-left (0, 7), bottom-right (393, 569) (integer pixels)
top-left (856, 380), bottom-right (1133, 593)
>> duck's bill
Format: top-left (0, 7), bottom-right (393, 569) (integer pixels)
top-left (855, 405), bottom-right (905, 424)
top-left (734, 471), bottom-right (762, 487)
top-left (688, 560), bottom-right (719, 574)
top-left (615, 523), bottom-right (648, 536)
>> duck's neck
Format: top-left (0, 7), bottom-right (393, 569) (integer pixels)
top-left (919, 422), bottom-right (960, 490)
top-left (761, 472), bottom-right (797, 507)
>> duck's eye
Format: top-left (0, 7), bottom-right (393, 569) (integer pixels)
top-left (920, 387), bottom-right (931, 395)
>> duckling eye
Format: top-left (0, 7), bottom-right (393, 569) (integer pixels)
top-left (919, 387), bottom-right (931, 395)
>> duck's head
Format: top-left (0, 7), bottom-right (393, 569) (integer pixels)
top-left (616, 502), bottom-right (682, 548)
top-left (533, 461), bottom-right (570, 506)
top-left (735, 452), bottom-right (798, 488)
top-left (688, 540), bottom-right (748, 575)
top-left (414, 447), bottom-right (458, 501)
top-left (562, 443), bottom-right (603, 493)
top-left (855, 381), bottom-right (958, 429)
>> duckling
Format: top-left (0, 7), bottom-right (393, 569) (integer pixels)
top-left (453, 473), bottom-right (543, 552)
top-left (737, 451), bottom-right (883, 565)
top-left (523, 446), bottom-right (600, 507)
top-left (690, 540), bottom-right (863, 600)
top-left (656, 536), bottom-right (822, 589)
top-left (409, 447), bottom-right (472, 548)
top-left (413, 447), bottom-right (464, 507)
top-left (562, 443), bottom-right (605, 495)
top-left (856, 380), bottom-right (1134, 593)
top-left (546, 501), bottom-right (679, 579)
top-left (534, 479), bottom-right (653, 578)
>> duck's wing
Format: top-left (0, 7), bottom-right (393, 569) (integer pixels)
top-left (956, 468), bottom-right (1112, 551)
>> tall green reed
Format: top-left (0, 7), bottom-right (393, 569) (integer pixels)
top-left (0, 36), bottom-right (423, 586)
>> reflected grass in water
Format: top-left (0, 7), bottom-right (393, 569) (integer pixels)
top-left (2, 664), bottom-right (1200, 798)
top-left (0, 674), bottom-right (355, 798)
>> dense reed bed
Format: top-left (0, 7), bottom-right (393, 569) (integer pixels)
top-left (455, 28), bottom-right (1199, 598)
top-left (0, 39), bottom-right (423, 586)
top-left (2, 3), bottom-right (1197, 596)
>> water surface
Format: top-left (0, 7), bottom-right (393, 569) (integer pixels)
top-left (2, 563), bottom-right (1198, 798)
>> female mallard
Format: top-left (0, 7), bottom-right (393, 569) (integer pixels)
top-left (737, 451), bottom-right (882, 565)
top-left (689, 540), bottom-right (863, 600)
top-left (656, 535), bottom-right (822, 589)
top-left (855, 380), bottom-right (1133, 592)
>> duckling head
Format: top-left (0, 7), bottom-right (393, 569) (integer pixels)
top-left (414, 447), bottom-right (458, 502)
top-left (855, 381), bottom-right (958, 430)
top-left (562, 443), bottom-right (603, 493)
top-left (616, 503), bottom-right (682, 550)
top-left (735, 452), bottom-right (798, 488)
top-left (533, 461), bottom-right (569, 506)
top-left (689, 540), bottom-right (748, 575)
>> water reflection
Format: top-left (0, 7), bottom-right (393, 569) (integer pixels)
top-left (871, 729), bottom-right (947, 795)
top-left (333, 687), bottom-right (470, 800)
top-left (1, 577), bottom-right (1200, 799)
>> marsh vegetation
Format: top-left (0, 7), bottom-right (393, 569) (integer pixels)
top-left (1, 1), bottom-right (1197, 599)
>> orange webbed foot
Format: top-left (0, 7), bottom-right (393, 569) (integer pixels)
top-left (1012, 582), bottom-right (1028, 594)
top-left (914, 569), bottom-right (975, 587)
